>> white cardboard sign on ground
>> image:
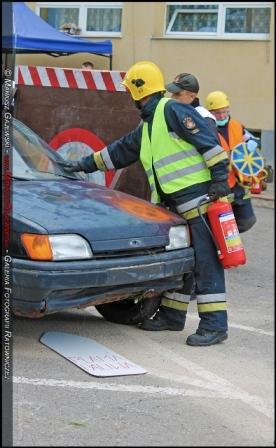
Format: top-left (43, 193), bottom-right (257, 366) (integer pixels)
top-left (40, 331), bottom-right (147, 377)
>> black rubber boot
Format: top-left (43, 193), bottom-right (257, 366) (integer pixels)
top-left (186, 328), bottom-right (228, 346)
top-left (140, 307), bottom-right (185, 331)
top-left (237, 215), bottom-right (257, 233)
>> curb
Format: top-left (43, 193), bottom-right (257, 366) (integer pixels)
top-left (251, 183), bottom-right (275, 209)
top-left (251, 195), bottom-right (274, 209)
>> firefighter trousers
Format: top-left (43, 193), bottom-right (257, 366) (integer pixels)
top-left (160, 214), bottom-right (228, 332)
top-left (232, 184), bottom-right (256, 233)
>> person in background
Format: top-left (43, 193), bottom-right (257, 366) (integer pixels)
top-left (165, 73), bottom-right (222, 303)
top-left (81, 61), bottom-right (94, 70)
top-left (167, 78), bottom-right (257, 234)
top-left (205, 91), bottom-right (257, 233)
top-left (59, 60), bottom-right (231, 346)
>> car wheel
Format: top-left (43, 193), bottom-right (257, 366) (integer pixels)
top-left (95, 295), bottom-right (161, 325)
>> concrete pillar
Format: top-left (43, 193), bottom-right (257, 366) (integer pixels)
top-left (261, 130), bottom-right (274, 168)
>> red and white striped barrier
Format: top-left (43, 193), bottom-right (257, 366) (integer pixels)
top-left (15, 65), bottom-right (127, 92)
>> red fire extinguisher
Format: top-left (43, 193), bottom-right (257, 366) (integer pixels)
top-left (250, 180), bottom-right (262, 194)
top-left (197, 196), bottom-right (246, 269)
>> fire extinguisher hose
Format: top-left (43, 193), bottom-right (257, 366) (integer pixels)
top-left (196, 196), bottom-right (222, 257)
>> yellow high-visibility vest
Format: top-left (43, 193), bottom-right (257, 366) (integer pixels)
top-left (140, 98), bottom-right (211, 203)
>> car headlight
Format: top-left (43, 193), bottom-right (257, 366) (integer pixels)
top-left (165, 226), bottom-right (190, 251)
top-left (21, 234), bottom-right (93, 261)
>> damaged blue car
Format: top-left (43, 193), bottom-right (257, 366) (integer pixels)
top-left (10, 119), bottom-right (194, 324)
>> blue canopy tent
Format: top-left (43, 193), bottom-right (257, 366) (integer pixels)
top-left (3, 2), bottom-right (113, 68)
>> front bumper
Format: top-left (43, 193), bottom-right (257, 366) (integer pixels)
top-left (13, 248), bottom-right (194, 317)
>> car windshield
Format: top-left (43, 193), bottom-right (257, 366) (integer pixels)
top-left (12, 119), bottom-right (84, 181)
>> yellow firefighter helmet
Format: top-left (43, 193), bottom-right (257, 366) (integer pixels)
top-left (205, 91), bottom-right (230, 110)
top-left (122, 61), bottom-right (166, 101)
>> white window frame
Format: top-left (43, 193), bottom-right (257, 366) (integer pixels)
top-left (36, 2), bottom-right (123, 37)
top-left (165, 2), bottom-right (272, 40)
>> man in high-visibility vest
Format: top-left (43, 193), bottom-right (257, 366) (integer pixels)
top-left (205, 91), bottom-right (257, 233)
top-left (60, 61), bottom-right (231, 346)
top-left (165, 72), bottom-right (219, 303)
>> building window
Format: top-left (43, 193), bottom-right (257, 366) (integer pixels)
top-left (166, 2), bottom-right (272, 39)
top-left (167, 4), bottom-right (218, 34)
top-left (39, 7), bottom-right (80, 32)
top-left (224, 7), bottom-right (271, 34)
top-left (36, 2), bottom-right (122, 37)
top-left (86, 6), bottom-right (122, 33)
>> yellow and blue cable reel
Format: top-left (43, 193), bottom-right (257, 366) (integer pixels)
top-left (230, 141), bottom-right (268, 187)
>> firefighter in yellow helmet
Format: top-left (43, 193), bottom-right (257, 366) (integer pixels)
top-left (206, 90), bottom-right (257, 233)
top-left (122, 60), bottom-right (166, 101)
top-left (60, 61), bottom-right (231, 346)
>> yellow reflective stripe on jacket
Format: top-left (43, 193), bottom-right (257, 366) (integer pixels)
top-left (94, 151), bottom-right (107, 171)
top-left (161, 298), bottom-right (189, 311)
top-left (180, 203), bottom-right (210, 220)
top-left (205, 150), bottom-right (229, 168)
top-left (179, 195), bottom-right (230, 220)
top-left (197, 302), bottom-right (227, 313)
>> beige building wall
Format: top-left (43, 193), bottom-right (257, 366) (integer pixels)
top-left (17, 2), bottom-right (274, 150)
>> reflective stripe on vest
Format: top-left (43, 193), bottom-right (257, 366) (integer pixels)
top-left (218, 119), bottom-right (244, 188)
top-left (140, 98), bottom-right (211, 202)
top-left (144, 167), bottom-right (160, 204)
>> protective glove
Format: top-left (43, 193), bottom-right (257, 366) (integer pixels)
top-left (57, 155), bottom-right (97, 173)
top-left (57, 160), bottom-right (84, 173)
top-left (208, 180), bottom-right (231, 200)
top-left (246, 139), bottom-right (258, 152)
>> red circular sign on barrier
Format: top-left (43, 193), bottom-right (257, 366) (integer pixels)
top-left (49, 128), bottom-right (115, 187)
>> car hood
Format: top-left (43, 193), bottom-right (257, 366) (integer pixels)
top-left (13, 180), bottom-right (184, 252)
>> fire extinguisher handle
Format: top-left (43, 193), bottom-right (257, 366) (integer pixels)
top-left (196, 196), bottom-right (222, 258)
top-left (197, 194), bottom-right (211, 205)
top-left (204, 193), bottom-right (234, 203)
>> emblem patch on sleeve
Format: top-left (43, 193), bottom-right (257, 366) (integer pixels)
top-left (183, 116), bottom-right (199, 133)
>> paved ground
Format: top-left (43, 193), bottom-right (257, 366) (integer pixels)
top-left (11, 206), bottom-right (274, 447)
top-left (251, 181), bottom-right (274, 209)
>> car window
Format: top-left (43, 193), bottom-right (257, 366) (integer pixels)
top-left (12, 120), bottom-right (83, 181)
top-left (12, 145), bottom-right (42, 179)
